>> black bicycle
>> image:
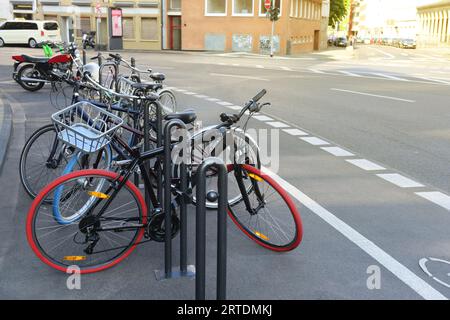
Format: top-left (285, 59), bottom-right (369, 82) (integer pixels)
top-left (26, 90), bottom-right (303, 274)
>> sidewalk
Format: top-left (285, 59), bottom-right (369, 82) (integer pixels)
top-left (0, 94), bottom-right (13, 174)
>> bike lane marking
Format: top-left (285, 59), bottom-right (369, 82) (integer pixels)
top-left (262, 166), bottom-right (447, 300)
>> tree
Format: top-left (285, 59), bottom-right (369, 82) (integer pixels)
top-left (328, 0), bottom-right (350, 28)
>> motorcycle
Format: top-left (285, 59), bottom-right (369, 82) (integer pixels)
top-left (12, 42), bottom-right (78, 92)
top-left (82, 31), bottom-right (96, 50)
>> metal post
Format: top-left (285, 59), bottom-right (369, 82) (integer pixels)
top-left (143, 100), bottom-right (151, 209)
top-left (196, 157), bottom-right (228, 300)
top-left (180, 162), bottom-right (188, 273)
top-left (163, 119), bottom-right (186, 278)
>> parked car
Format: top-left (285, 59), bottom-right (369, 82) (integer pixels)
top-left (0, 20), bottom-right (61, 48)
top-left (334, 37), bottom-right (347, 47)
top-left (399, 38), bottom-right (416, 49)
top-left (391, 38), bottom-right (400, 47)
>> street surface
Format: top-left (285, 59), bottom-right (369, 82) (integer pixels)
top-left (1, 44), bottom-right (450, 299)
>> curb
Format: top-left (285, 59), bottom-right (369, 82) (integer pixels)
top-left (0, 95), bottom-right (13, 174)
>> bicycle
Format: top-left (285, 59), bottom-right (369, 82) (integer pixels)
top-left (26, 90), bottom-right (303, 274)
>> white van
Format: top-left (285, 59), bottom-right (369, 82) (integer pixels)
top-left (0, 20), bottom-right (62, 48)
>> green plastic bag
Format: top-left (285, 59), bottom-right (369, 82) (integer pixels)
top-left (42, 44), bottom-right (53, 57)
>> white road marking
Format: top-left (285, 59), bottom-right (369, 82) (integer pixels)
top-left (262, 167), bottom-right (447, 300)
top-left (339, 71), bottom-right (361, 77)
top-left (282, 128), bottom-right (309, 136)
top-left (416, 192), bottom-right (450, 211)
top-left (419, 78), bottom-right (450, 85)
top-left (331, 88), bottom-right (416, 103)
top-left (226, 105), bottom-right (242, 110)
top-left (300, 137), bottom-right (330, 146)
top-left (321, 146), bottom-right (355, 157)
top-left (256, 65), bottom-right (264, 69)
top-left (372, 73), bottom-right (409, 81)
top-left (346, 159), bottom-right (386, 171)
top-left (183, 92), bottom-right (196, 95)
top-left (376, 174), bottom-right (425, 188)
top-left (217, 101), bottom-right (234, 106)
top-left (371, 48), bottom-right (395, 59)
top-left (253, 115), bottom-right (274, 121)
top-left (232, 64), bottom-right (240, 66)
top-left (266, 121), bottom-right (290, 128)
top-left (210, 73), bottom-right (269, 82)
top-left (195, 94), bottom-right (209, 99)
top-left (281, 66), bottom-right (292, 71)
top-left (206, 98), bottom-right (221, 102)
top-left (309, 68), bottom-right (325, 74)
top-left (175, 89), bottom-right (187, 92)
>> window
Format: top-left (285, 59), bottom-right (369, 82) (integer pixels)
top-left (77, 17), bottom-right (91, 37)
top-left (21, 22), bottom-right (38, 30)
top-left (233, 0), bottom-right (254, 16)
top-left (123, 17), bottom-right (134, 39)
top-left (205, 0), bottom-right (227, 16)
top-left (141, 18), bottom-right (158, 40)
top-left (259, 0), bottom-right (281, 17)
top-left (44, 22), bottom-right (58, 31)
top-left (170, 0), bottom-right (181, 10)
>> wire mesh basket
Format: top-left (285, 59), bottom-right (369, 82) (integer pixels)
top-left (51, 101), bottom-right (124, 153)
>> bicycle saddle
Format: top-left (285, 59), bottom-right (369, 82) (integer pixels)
top-left (131, 82), bottom-right (162, 91)
top-left (165, 110), bottom-right (197, 124)
top-left (150, 72), bottom-right (165, 81)
top-left (21, 55), bottom-right (50, 63)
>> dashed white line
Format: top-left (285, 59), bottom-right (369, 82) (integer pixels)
top-left (262, 167), bottom-right (447, 301)
top-left (195, 95), bottom-right (209, 99)
top-left (346, 159), bottom-right (386, 171)
top-left (253, 115), bottom-right (274, 121)
top-left (281, 66), bottom-right (292, 71)
top-left (377, 174), bottom-right (425, 188)
top-left (282, 128), bottom-right (309, 136)
top-left (217, 101), bottom-right (234, 106)
top-left (266, 121), bottom-right (290, 128)
top-left (183, 92), bottom-right (197, 95)
top-left (226, 105), bottom-right (242, 110)
top-left (210, 73), bottom-right (269, 82)
top-left (256, 65), bottom-right (265, 69)
top-left (300, 137), bottom-right (330, 146)
top-left (331, 88), bottom-right (416, 103)
top-left (416, 192), bottom-right (450, 211)
top-left (339, 71), bottom-right (362, 77)
top-left (206, 98), bottom-right (221, 102)
top-left (321, 146), bottom-right (355, 157)
top-left (309, 68), bottom-right (325, 74)
top-left (372, 73), bottom-right (409, 82)
top-left (419, 78), bottom-right (450, 85)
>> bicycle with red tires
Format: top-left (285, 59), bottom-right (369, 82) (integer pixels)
top-left (26, 90), bottom-right (303, 273)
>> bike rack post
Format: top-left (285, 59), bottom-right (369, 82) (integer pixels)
top-left (155, 118), bottom-right (195, 281)
top-left (195, 157), bottom-right (228, 300)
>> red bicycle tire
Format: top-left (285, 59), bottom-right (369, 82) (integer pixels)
top-left (26, 169), bottom-right (148, 274)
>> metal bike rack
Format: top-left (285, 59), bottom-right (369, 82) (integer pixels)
top-left (195, 157), bottom-right (228, 300)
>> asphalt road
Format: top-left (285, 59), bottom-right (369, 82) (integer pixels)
top-left (1, 44), bottom-right (450, 299)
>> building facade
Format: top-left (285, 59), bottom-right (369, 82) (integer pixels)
top-left (417, 0), bottom-right (450, 47)
top-left (5, 0), bottom-right (162, 50)
top-left (164, 0), bottom-right (326, 54)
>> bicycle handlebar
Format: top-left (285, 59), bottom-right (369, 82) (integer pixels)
top-left (84, 72), bottom-right (158, 101)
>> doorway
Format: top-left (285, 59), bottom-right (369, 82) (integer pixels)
top-left (314, 30), bottom-right (320, 51)
top-left (169, 16), bottom-right (181, 50)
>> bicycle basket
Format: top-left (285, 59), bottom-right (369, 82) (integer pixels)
top-left (51, 101), bottom-right (123, 153)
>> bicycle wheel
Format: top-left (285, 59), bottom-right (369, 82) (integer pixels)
top-left (20, 125), bottom-right (112, 200)
top-left (227, 164), bottom-right (303, 251)
top-left (174, 128), bottom-right (260, 208)
top-left (52, 148), bottom-right (112, 224)
top-left (26, 169), bottom-right (147, 274)
top-left (157, 89), bottom-right (177, 115)
top-left (20, 124), bottom-right (70, 199)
